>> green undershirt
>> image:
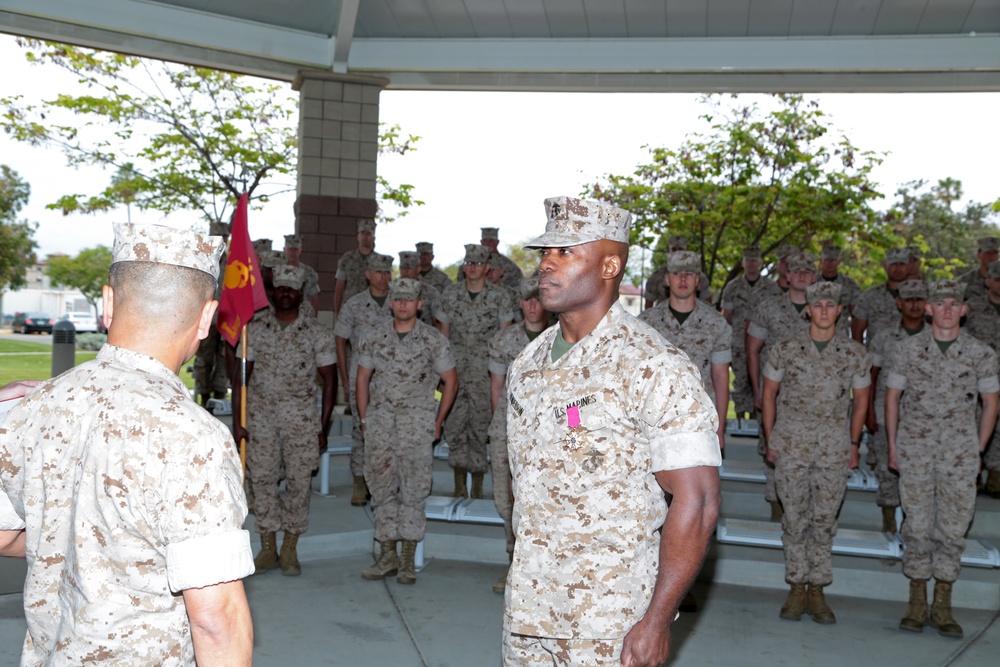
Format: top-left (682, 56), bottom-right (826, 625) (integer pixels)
top-left (812, 338), bottom-right (831, 354)
top-left (525, 326), bottom-right (543, 342)
top-left (935, 338), bottom-right (956, 354)
top-left (670, 306), bottom-right (693, 325)
top-left (397, 331), bottom-right (410, 341)
top-left (468, 290), bottom-right (480, 301)
top-left (372, 295), bottom-right (387, 308)
top-left (904, 323), bottom-right (924, 336)
top-left (551, 330), bottom-right (575, 362)
top-left (793, 302), bottom-right (806, 314)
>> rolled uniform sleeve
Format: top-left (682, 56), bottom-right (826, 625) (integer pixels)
top-left (852, 351), bottom-right (873, 390)
top-left (487, 329), bottom-right (508, 376)
top-left (711, 322), bottom-right (733, 365)
top-left (496, 291), bottom-right (514, 326)
top-left (884, 346), bottom-right (909, 391)
top-left (637, 351), bottom-right (722, 473)
top-left (314, 329), bottom-right (337, 368)
top-left (747, 303), bottom-right (769, 341)
top-left (0, 490), bottom-right (25, 530)
top-left (433, 336), bottom-right (456, 375)
top-left (161, 422), bottom-right (254, 592)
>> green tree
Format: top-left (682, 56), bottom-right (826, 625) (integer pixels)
top-left (507, 240), bottom-right (540, 278)
top-left (883, 179), bottom-right (999, 281)
top-left (584, 94), bottom-right (890, 301)
top-left (2, 40), bottom-right (422, 226)
top-left (0, 165), bottom-right (39, 295)
top-left (45, 246), bottom-right (113, 318)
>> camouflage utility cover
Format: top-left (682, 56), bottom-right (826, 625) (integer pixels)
top-left (504, 302), bottom-right (720, 639)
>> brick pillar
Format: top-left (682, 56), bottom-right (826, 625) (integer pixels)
top-left (292, 71), bottom-right (389, 326)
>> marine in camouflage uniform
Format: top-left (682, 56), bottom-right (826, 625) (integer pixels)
top-left (0, 223), bottom-right (253, 666)
top-left (488, 250), bottom-right (524, 323)
top-left (886, 279), bottom-right (999, 638)
top-left (762, 282), bottom-right (871, 624)
top-left (964, 260), bottom-right (1000, 496)
top-left (237, 264), bottom-right (336, 576)
top-left (721, 245), bottom-right (782, 417)
top-left (356, 278), bottom-right (458, 585)
top-left (747, 251), bottom-right (817, 520)
top-left (334, 218), bottom-right (377, 313)
top-left (283, 234), bottom-right (321, 314)
top-left (439, 244), bottom-right (513, 497)
top-left (504, 197), bottom-right (720, 667)
top-left (193, 221), bottom-right (231, 405)
top-left (957, 236), bottom-right (999, 303)
top-left (867, 280), bottom-right (928, 531)
top-left (852, 247), bottom-right (912, 346)
top-left (416, 241), bottom-right (453, 294)
top-left (487, 277), bottom-right (551, 594)
top-left (456, 227), bottom-right (525, 291)
top-left (818, 243), bottom-right (861, 338)
top-left (333, 253), bottom-right (395, 505)
top-left (398, 250), bottom-right (443, 329)
top-left (641, 250), bottom-right (731, 448)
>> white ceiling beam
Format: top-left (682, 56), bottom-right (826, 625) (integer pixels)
top-left (0, 0), bottom-right (331, 67)
top-left (332, 0), bottom-right (361, 73)
top-left (347, 35), bottom-right (1000, 75)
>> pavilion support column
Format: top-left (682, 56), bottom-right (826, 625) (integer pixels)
top-left (292, 70), bottom-right (389, 327)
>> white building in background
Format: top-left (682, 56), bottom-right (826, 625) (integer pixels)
top-left (618, 284), bottom-right (643, 316)
top-left (1, 260), bottom-right (96, 324)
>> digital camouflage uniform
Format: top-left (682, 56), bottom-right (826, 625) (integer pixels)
top-left (335, 249), bottom-right (374, 307)
top-left (749, 293), bottom-right (811, 502)
top-left (504, 302), bottom-right (721, 648)
top-left (764, 331), bottom-right (871, 585)
top-left (958, 269), bottom-right (989, 302)
top-left (854, 282), bottom-right (902, 346)
top-left (720, 274), bottom-right (782, 414)
top-left (438, 281), bottom-right (513, 474)
top-left (639, 298), bottom-right (732, 408)
top-left (487, 324), bottom-right (535, 557)
top-left (886, 329), bottom-right (999, 582)
top-left (964, 293), bottom-right (1000, 472)
top-left (358, 320), bottom-right (455, 542)
top-left (416, 281), bottom-right (443, 328)
top-left (869, 322), bottom-right (924, 508)
top-left (333, 290), bottom-right (393, 476)
top-left (419, 266), bottom-right (452, 294)
top-left (244, 306), bottom-right (336, 535)
top-left (0, 345), bottom-right (253, 666)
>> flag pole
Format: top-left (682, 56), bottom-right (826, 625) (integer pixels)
top-left (239, 324), bottom-right (248, 476)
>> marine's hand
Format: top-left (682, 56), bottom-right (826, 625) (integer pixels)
top-left (620, 615), bottom-right (671, 667)
top-left (765, 446), bottom-right (776, 465)
top-left (0, 380), bottom-right (40, 402)
top-left (318, 431), bottom-right (328, 454)
top-left (848, 447), bottom-right (860, 470)
top-left (865, 411), bottom-right (879, 434)
top-left (233, 425), bottom-right (249, 445)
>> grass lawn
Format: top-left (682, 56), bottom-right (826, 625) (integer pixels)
top-left (0, 339), bottom-right (196, 391)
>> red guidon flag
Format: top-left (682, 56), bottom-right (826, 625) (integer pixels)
top-left (216, 193), bottom-right (268, 346)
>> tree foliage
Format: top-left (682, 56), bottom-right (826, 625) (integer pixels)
top-left (1, 39), bottom-right (423, 226)
top-left (0, 165), bottom-right (39, 291)
top-left (883, 178), bottom-right (998, 281)
top-left (45, 245), bottom-right (113, 316)
top-left (584, 94), bottom-right (889, 300)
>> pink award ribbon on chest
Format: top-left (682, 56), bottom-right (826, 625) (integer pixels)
top-left (567, 405), bottom-right (581, 429)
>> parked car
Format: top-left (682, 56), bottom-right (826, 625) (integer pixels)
top-left (11, 312), bottom-right (54, 334)
top-left (59, 312), bottom-right (100, 333)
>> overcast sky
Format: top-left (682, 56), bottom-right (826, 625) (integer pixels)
top-left (1, 33), bottom-right (997, 269)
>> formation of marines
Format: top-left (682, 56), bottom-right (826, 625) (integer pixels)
top-left (7, 198), bottom-right (999, 665)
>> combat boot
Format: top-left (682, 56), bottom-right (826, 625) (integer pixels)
top-left (351, 476), bottom-right (368, 506)
top-left (453, 468), bottom-right (468, 498)
top-left (397, 541), bottom-right (417, 585)
top-left (930, 580), bottom-right (963, 638)
top-left (279, 532), bottom-right (301, 576)
top-left (769, 500), bottom-right (783, 522)
top-left (361, 540), bottom-right (399, 580)
top-left (470, 472), bottom-right (484, 499)
top-left (806, 584), bottom-right (836, 624)
top-left (253, 532), bottom-right (278, 574)
top-left (779, 583), bottom-right (806, 621)
top-left (899, 579), bottom-right (927, 632)
top-left (986, 471), bottom-right (1000, 499)
top-left (881, 506), bottom-right (898, 534)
